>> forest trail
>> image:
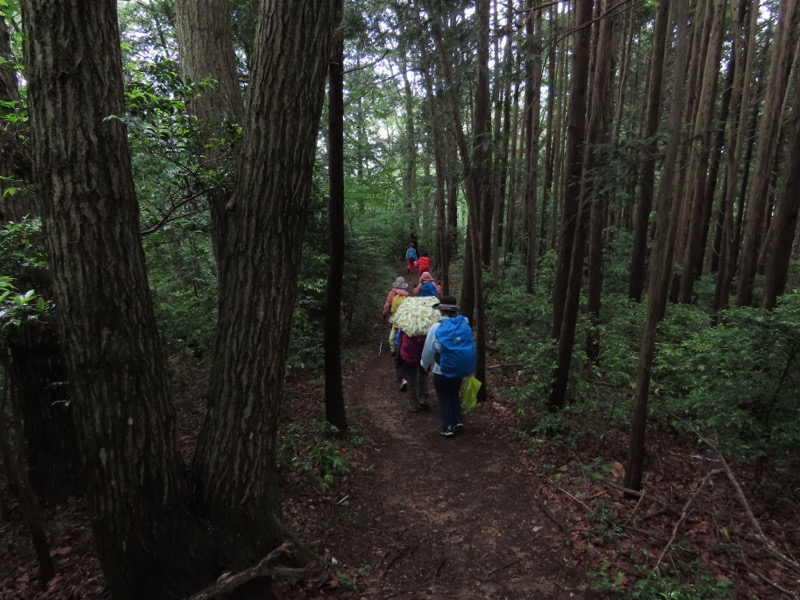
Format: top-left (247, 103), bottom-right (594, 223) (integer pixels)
top-left (296, 335), bottom-right (588, 599)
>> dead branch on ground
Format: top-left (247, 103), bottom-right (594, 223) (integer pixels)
top-left (718, 453), bottom-right (800, 577)
top-left (655, 468), bottom-right (723, 571)
top-left (186, 542), bottom-right (322, 600)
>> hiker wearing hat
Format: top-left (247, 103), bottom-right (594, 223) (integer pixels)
top-left (420, 296), bottom-right (477, 438)
top-left (412, 271), bottom-right (442, 298)
top-left (405, 242), bottom-right (417, 273)
top-left (382, 276), bottom-right (411, 390)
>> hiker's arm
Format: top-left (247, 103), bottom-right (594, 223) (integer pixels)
top-left (381, 291), bottom-right (394, 318)
top-left (420, 326), bottom-right (437, 370)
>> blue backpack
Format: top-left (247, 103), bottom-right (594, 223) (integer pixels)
top-left (435, 316), bottom-right (476, 379)
top-left (419, 281), bottom-right (439, 297)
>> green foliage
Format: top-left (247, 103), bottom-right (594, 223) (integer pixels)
top-left (653, 297), bottom-right (800, 462)
top-left (0, 217), bottom-right (47, 274)
top-left (0, 277), bottom-right (51, 333)
top-left (590, 560), bottom-right (733, 599)
top-left (278, 420), bottom-right (358, 493)
top-left (0, 219), bottom-right (52, 334)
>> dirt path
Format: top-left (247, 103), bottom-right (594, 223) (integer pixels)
top-left (306, 339), bottom-right (587, 599)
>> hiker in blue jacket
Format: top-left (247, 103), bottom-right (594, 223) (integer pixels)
top-left (405, 242), bottom-right (418, 273)
top-left (420, 296), bottom-right (476, 438)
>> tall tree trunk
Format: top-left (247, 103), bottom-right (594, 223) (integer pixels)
top-left (548, 0), bottom-right (594, 410)
top-left (677, 0), bottom-right (726, 303)
top-left (761, 49), bottom-right (800, 308)
top-left (552, 0), bottom-right (593, 343)
top-left (625, 0), bottom-right (692, 491)
top-left (714, 0), bottom-right (759, 313)
top-left (541, 5), bottom-right (558, 258)
top-left (400, 50), bottom-right (419, 239)
top-left (23, 2), bottom-right (216, 597)
top-left (0, 15), bottom-right (81, 505)
top-left (737, 0), bottom-right (799, 306)
top-left (505, 82), bottom-right (521, 256)
top-left (585, 0), bottom-right (621, 361)
top-left (629, 0), bottom-right (670, 301)
top-left (193, 0), bottom-right (342, 569)
top-left (524, 0), bottom-right (543, 293)
top-left (324, 35), bottom-right (347, 432)
top-left (175, 0), bottom-right (243, 263)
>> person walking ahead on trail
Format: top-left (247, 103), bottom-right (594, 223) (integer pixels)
top-left (383, 276), bottom-right (410, 391)
top-left (413, 271), bottom-right (441, 298)
top-left (420, 296), bottom-right (477, 438)
top-left (414, 250), bottom-right (430, 274)
top-left (405, 242), bottom-right (418, 274)
top-left (396, 330), bottom-right (430, 413)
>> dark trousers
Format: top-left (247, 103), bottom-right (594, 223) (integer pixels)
top-left (433, 374), bottom-right (463, 431)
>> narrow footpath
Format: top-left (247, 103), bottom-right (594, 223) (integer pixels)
top-left (289, 335), bottom-right (590, 599)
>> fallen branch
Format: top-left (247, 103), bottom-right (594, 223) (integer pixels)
top-left (186, 542), bottom-right (317, 600)
top-left (381, 546), bottom-right (411, 578)
top-left (535, 494), bottom-right (569, 535)
top-left (655, 468), bottom-right (722, 571)
top-left (603, 481), bottom-right (680, 517)
top-left (737, 552), bottom-right (799, 599)
top-left (718, 454), bottom-right (800, 576)
top-left (487, 558), bottom-right (520, 575)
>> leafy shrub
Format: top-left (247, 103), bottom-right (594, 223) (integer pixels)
top-left (652, 295), bottom-right (800, 463)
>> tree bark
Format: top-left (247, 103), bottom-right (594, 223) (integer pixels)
top-left (677, 0), bottom-right (726, 303)
top-left (585, 0), bottom-right (621, 361)
top-left (523, 0), bottom-right (543, 293)
top-left (625, 0), bottom-right (692, 491)
top-left (324, 35), bottom-right (347, 432)
top-left (22, 2), bottom-right (216, 597)
top-left (552, 0), bottom-right (593, 342)
top-left (175, 0), bottom-right (243, 263)
top-left (737, 0), bottom-right (799, 306)
top-left (548, 0), bottom-right (594, 409)
top-left (761, 49), bottom-right (800, 308)
top-left (714, 0), bottom-right (759, 313)
top-left (192, 0), bottom-right (342, 568)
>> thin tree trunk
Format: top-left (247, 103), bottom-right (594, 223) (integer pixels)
top-left (714, 0), bottom-right (759, 312)
top-left (551, 0), bottom-right (593, 343)
top-left (761, 51), bottom-right (800, 308)
top-left (625, 0), bottom-right (692, 491)
top-left (324, 35), bottom-right (347, 432)
top-left (586, 0), bottom-right (621, 361)
top-left (548, 0), bottom-right (594, 410)
top-left (628, 0), bottom-right (668, 302)
top-left (0, 381), bottom-right (54, 581)
top-left (677, 0), bottom-right (726, 303)
top-left (737, 0), bottom-right (799, 306)
top-left (524, 0), bottom-right (543, 293)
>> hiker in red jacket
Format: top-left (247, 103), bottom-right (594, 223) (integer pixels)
top-left (414, 250), bottom-right (431, 274)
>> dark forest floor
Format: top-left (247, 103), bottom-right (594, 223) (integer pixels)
top-left (2, 319), bottom-right (799, 598)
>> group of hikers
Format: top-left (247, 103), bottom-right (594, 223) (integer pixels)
top-left (381, 242), bottom-right (477, 438)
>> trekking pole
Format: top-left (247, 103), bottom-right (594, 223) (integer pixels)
top-left (378, 340), bottom-right (383, 356)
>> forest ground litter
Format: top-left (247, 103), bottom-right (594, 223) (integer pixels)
top-left (0, 327), bottom-right (798, 598)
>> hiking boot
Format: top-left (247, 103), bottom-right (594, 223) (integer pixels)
top-left (440, 426), bottom-right (455, 438)
top-left (399, 379), bottom-right (408, 392)
top-left (455, 421), bottom-right (464, 431)
top-left (408, 404), bottom-right (420, 413)
top-left (417, 401), bottom-right (430, 411)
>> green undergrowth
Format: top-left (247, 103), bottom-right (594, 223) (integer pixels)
top-left (278, 420), bottom-right (363, 493)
